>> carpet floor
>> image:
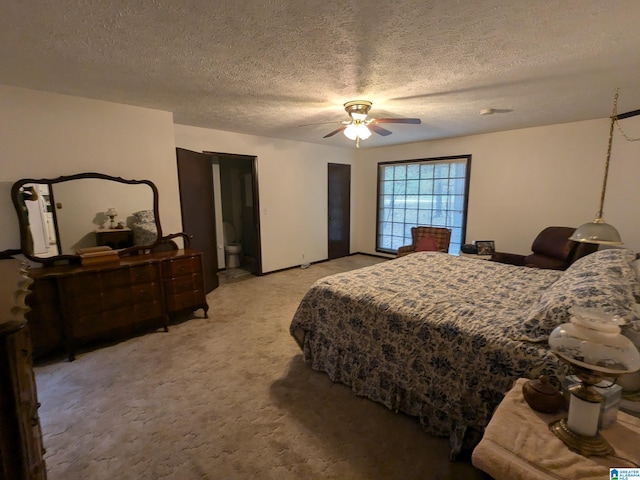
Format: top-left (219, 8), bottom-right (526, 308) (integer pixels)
top-left (34, 254), bottom-right (492, 480)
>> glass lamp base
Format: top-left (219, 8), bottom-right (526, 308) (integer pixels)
top-left (549, 418), bottom-right (614, 457)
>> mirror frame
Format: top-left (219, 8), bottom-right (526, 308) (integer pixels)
top-left (11, 172), bottom-right (162, 264)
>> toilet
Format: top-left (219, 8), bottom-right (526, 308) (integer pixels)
top-left (223, 222), bottom-right (242, 268)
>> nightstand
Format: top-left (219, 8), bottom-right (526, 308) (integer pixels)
top-left (472, 378), bottom-right (640, 479)
top-left (94, 228), bottom-right (133, 249)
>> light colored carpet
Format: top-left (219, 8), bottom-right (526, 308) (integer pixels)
top-left (34, 255), bottom-right (492, 480)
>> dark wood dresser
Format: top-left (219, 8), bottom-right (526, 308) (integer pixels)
top-left (0, 260), bottom-right (47, 480)
top-left (26, 249), bottom-right (208, 361)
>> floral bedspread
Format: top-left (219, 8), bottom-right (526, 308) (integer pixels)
top-left (289, 252), bottom-right (566, 458)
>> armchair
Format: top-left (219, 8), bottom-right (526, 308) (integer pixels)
top-left (397, 226), bottom-right (452, 257)
top-left (490, 226), bottom-right (598, 270)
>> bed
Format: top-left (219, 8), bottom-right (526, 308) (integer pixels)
top-left (289, 248), bottom-right (640, 458)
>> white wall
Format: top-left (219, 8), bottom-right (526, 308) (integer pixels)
top-left (174, 124), bottom-right (354, 273)
top-left (354, 117), bottom-right (640, 256)
top-left (3, 84), bottom-right (638, 269)
top-left (0, 85), bottom-right (182, 253)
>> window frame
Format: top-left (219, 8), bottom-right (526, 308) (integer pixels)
top-left (375, 154), bottom-right (472, 255)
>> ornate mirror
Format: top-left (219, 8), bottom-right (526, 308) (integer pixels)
top-left (11, 173), bottom-right (162, 264)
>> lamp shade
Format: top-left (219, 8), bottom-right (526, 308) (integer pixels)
top-left (569, 218), bottom-right (623, 246)
top-left (549, 307), bottom-right (640, 375)
top-left (357, 123), bottom-right (372, 139)
top-left (344, 123), bottom-right (372, 141)
top-left (343, 124), bottom-right (358, 140)
top-left (106, 207), bottom-right (118, 217)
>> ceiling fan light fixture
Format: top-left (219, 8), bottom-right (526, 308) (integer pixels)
top-left (344, 100), bottom-right (372, 121)
top-left (344, 123), bottom-right (359, 140)
top-left (343, 122), bottom-right (371, 141)
top-left (357, 123), bottom-right (371, 139)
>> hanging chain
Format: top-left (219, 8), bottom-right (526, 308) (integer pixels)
top-left (598, 88), bottom-right (640, 218)
top-left (597, 91), bottom-right (617, 218)
top-left (613, 87), bottom-right (640, 142)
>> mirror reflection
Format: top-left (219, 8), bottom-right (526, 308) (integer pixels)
top-left (12, 174), bottom-right (160, 263)
top-left (17, 183), bottom-right (58, 257)
top-left (53, 179), bottom-right (155, 254)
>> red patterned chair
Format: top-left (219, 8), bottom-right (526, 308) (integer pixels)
top-left (396, 226), bottom-right (452, 257)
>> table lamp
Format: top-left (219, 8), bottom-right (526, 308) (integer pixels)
top-left (106, 207), bottom-right (118, 228)
top-left (548, 307), bottom-right (640, 456)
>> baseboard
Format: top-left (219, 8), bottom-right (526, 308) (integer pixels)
top-left (352, 252), bottom-right (394, 260)
top-left (259, 253), bottom-right (392, 276)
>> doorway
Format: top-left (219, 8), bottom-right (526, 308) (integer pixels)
top-left (175, 148), bottom-right (262, 290)
top-left (206, 152), bottom-right (261, 279)
top-left (328, 163), bottom-right (351, 260)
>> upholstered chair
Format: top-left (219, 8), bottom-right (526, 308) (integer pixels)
top-left (397, 226), bottom-right (452, 257)
top-left (490, 226), bottom-right (599, 270)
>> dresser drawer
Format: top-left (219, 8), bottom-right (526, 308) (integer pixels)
top-left (72, 307), bottom-right (135, 339)
top-left (129, 264), bottom-right (160, 284)
top-left (164, 273), bottom-right (203, 295)
top-left (99, 269), bottom-right (131, 289)
top-left (134, 300), bottom-right (164, 321)
top-left (132, 282), bottom-right (161, 303)
top-left (61, 290), bottom-right (103, 316)
top-left (26, 278), bottom-right (62, 358)
top-left (166, 290), bottom-right (205, 313)
top-left (163, 256), bottom-right (201, 278)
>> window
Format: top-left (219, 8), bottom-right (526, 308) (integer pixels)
top-left (376, 155), bottom-right (471, 255)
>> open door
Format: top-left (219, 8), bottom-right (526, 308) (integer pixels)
top-left (176, 148), bottom-right (219, 293)
top-left (328, 163), bottom-right (351, 260)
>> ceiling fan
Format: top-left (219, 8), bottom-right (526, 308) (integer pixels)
top-left (312, 100), bottom-right (421, 148)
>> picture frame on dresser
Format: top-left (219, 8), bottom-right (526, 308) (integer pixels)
top-left (475, 240), bottom-right (495, 256)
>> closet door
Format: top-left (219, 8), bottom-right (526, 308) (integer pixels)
top-left (328, 163), bottom-right (351, 260)
top-left (176, 148), bottom-right (219, 292)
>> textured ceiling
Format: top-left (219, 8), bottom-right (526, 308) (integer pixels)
top-left (1, 0), bottom-right (640, 148)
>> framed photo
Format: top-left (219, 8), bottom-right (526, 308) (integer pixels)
top-left (475, 240), bottom-right (495, 255)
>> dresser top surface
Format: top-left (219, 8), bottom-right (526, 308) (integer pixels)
top-left (29, 249), bottom-right (201, 278)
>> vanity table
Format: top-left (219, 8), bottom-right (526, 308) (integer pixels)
top-left (11, 173), bottom-right (211, 361)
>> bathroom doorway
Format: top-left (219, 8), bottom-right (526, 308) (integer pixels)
top-left (206, 152), bottom-right (261, 280)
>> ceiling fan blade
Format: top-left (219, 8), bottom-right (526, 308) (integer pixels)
top-left (323, 125), bottom-right (347, 138)
top-left (299, 120), bottom-right (344, 127)
top-left (372, 118), bottom-right (421, 124)
top-left (369, 124), bottom-right (393, 136)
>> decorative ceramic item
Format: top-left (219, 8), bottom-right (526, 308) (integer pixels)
top-left (522, 375), bottom-right (565, 413)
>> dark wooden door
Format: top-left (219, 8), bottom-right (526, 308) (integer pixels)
top-left (176, 148), bottom-right (219, 292)
top-left (328, 163), bottom-right (351, 259)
